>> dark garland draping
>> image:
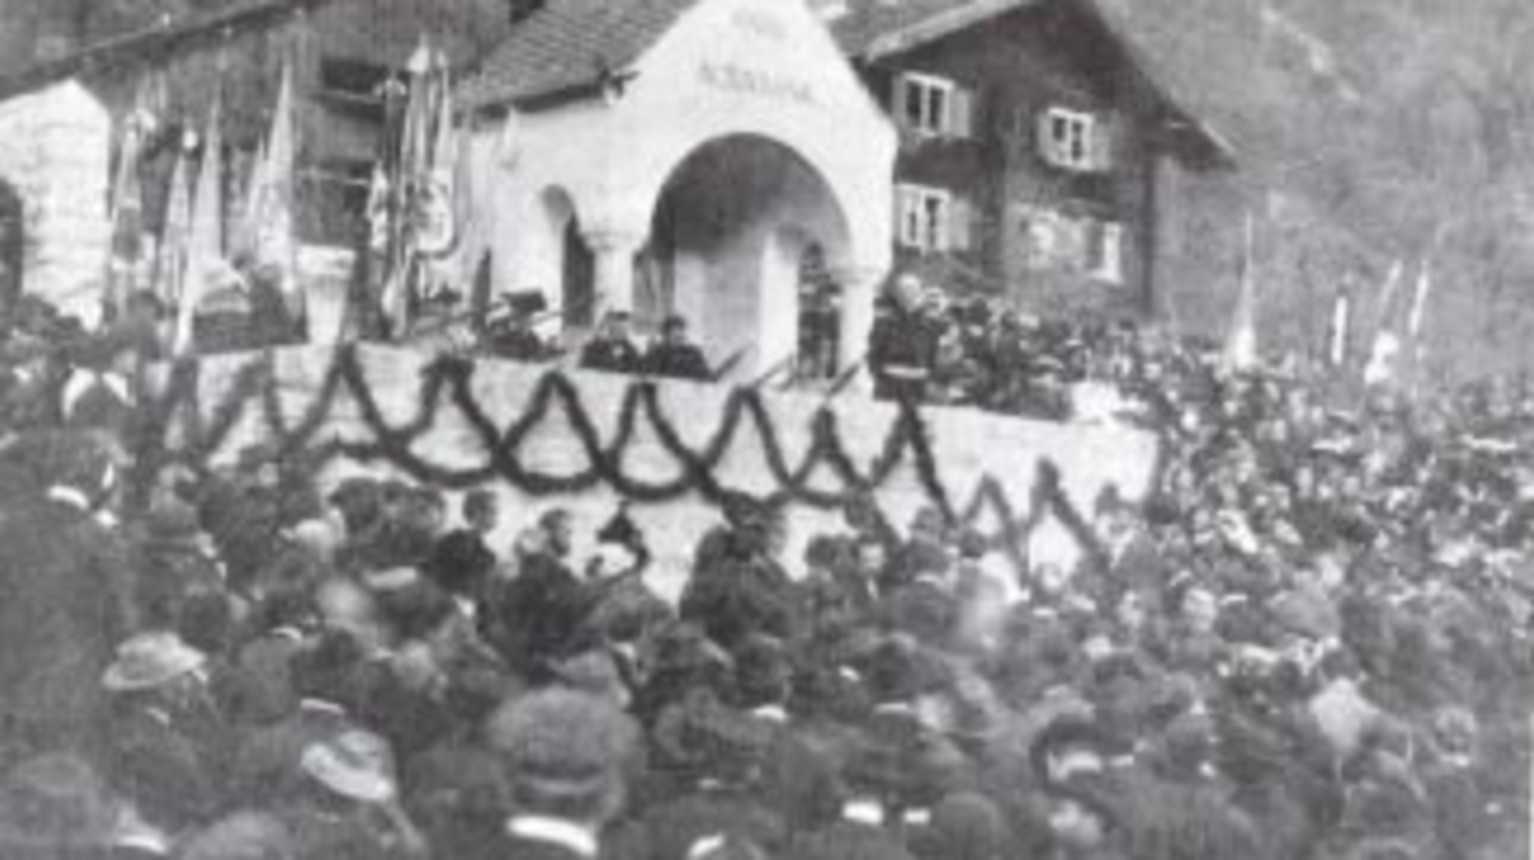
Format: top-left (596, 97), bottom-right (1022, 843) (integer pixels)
top-left (127, 346), bottom-right (1111, 561)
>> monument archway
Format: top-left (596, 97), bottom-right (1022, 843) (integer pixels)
top-left (644, 134), bottom-right (852, 380)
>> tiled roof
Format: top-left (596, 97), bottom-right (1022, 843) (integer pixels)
top-left (458, 0), bottom-right (701, 109)
top-left (820, 0), bottom-right (1232, 165)
top-left (822, 0), bottom-right (1041, 59)
top-left (0, 0), bottom-right (314, 101)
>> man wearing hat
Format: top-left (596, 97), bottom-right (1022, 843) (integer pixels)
top-left (482, 508), bottom-right (596, 677)
top-left (487, 292), bottom-right (554, 362)
top-left (628, 684), bottom-right (790, 859)
top-left (486, 688), bottom-right (640, 859)
top-left (270, 730), bottom-right (427, 859)
top-left (132, 497), bottom-right (226, 630)
top-left (580, 310), bottom-right (643, 374)
top-left (231, 630), bottom-right (367, 803)
top-left (102, 631), bottom-right (230, 834)
top-left (645, 314), bottom-right (711, 381)
top-left (682, 497), bottom-right (799, 650)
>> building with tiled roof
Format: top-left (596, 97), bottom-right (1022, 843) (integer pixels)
top-left (453, 0), bottom-right (1232, 324)
top-left (0, 0), bottom-right (1235, 363)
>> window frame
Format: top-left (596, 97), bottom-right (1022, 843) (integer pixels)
top-left (1040, 106), bottom-right (1102, 172)
top-left (898, 72), bottom-right (956, 137)
top-left (896, 183), bottom-right (953, 253)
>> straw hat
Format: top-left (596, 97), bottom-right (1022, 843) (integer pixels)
top-left (299, 730), bottom-right (398, 804)
top-left (102, 632), bottom-right (206, 692)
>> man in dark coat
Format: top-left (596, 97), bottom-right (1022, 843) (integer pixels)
top-left (101, 631), bottom-right (231, 833)
top-left (645, 315), bottom-right (711, 381)
top-left (482, 508), bottom-right (595, 676)
top-left (682, 498), bottom-right (800, 649)
top-left (425, 489), bottom-right (500, 600)
top-left (867, 285), bottom-right (940, 403)
top-left (231, 630), bottom-right (366, 802)
top-left (486, 689), bottom-right (640, 860)
top-left (580, 310), bottom-right (643, 374)
top-left (0, 432), bottom-right (136, 752)
top-left (487, 302), bottom-right (553, 363)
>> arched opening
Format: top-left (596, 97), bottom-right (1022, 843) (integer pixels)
top-left (562, 219), bottom-right (595, 328)
top-left (0, 180), bottom-right (23, 334)
top-left (646, 135), bottom-right (852, 382)
top-left (531, 187), bottom-right (595, 330)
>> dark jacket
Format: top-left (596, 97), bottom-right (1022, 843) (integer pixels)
top-left (0, 491), bottom-right (134, 746)
top-left (232, 700), bottom-right (356, 801)
top-left (581, 337), bottom-right (643, 374)
top-left (645, 342), bottom-right (710, 381)
top-left (105, 696), bottom-right (231, 831)
top-left (682, 528), bottom-right (799, 649)
top-left (483, 551), bottom-right (593, 675)
top-left (868, 311), bottom-right (939, 402)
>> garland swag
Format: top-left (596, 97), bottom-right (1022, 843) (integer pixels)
top-left (127, 346), bottom-right (1107, 560)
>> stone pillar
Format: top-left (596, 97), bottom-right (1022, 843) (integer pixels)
top-left (834, 265), bottom-right (886, 391)
top-left (583, 227), bottom-right (645, 318)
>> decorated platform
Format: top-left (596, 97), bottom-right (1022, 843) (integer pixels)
top-left (134, 344), bottom-right (1162, 597)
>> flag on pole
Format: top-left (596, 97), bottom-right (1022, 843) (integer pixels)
top-left (1407, 257), bottom-right (1433, 342)
top-left (243, 56), bottom-right (298, 303)
top-left (419, 53), bottom-right (464, 303)
top-left (106, 81), bottom-right (157, 318)
top-left (383, 37), bottom-right (451, 335)
top-left (1327, 285), bottom-right (1352, 369)
top-left (174, 94), bottom-right (227, 356)
top-left (154, 133), bottom-right (196, 310)
top-left (1222, 210), bottom-right (1258, 372)
top-left (234, 137), bottom-right (267, 261)
top-left (1363, 260), bottom-right (1406, 388)
top-left (1404, 257), bottom-right (1434, 391)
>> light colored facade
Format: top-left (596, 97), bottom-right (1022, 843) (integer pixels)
top-left (459, 0), bottom-right (897, 382)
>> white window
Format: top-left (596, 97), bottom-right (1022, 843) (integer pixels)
top-left (894, 72), bottom-right (976, 138)
top-left (1037, 106), bottom-right (1110, 172)
top-left (896, 184), bottom-right (951, 253)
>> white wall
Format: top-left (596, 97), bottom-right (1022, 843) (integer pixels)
top-left (0, 81), bottom-right (113, 328)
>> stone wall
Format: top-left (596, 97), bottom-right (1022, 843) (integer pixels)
top-left (150, 344), bottom-right (1161, 599)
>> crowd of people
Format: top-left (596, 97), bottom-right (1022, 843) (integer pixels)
top-left (0, 277), bottom-right (1527, 860)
